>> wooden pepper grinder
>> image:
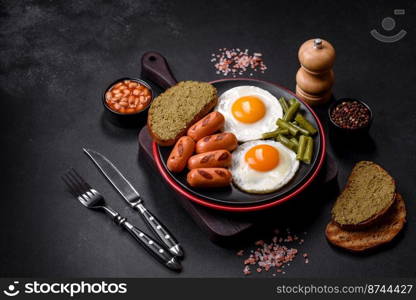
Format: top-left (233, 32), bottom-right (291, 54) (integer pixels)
top-left (296, 38), bottom-right (335, 105)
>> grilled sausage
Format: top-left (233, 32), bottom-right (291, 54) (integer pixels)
top-left (187, 111), bottom-right (225, 141)
top-left (186, 168), bottom-right (232, 188)
top-left (187, 150), bottom-right (232, 169)
top-left (195, 132), bottom-right (238, 154)
top-left (167, 136), bottom-right (195, 173)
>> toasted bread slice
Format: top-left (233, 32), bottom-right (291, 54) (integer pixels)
top-left (148, 81), bottom-right (217, 146)
top-left (326, 194), bottom-right (406, 252)
top-left (331, 161), bottom-right (396, 229)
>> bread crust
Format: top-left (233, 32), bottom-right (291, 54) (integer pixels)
top-left (332, 161), bottom-right (396, 230)
top-left (326, 194), bottom-right (406, 252)
top-left (147, 93), bottom-right (218, 147)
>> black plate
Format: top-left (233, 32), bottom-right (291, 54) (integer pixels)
top-left (157, 79), bottom-right (322, 206)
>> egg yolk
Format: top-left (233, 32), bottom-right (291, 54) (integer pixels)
top-left (245, 144), bottom-right (280, 172)
top-left (231, 96), bottom-right (265, 123)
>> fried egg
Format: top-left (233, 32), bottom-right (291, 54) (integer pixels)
top-left (215, 86), bottom-right (283, 142)
top-left (231, 140), bottom-right (299, 194)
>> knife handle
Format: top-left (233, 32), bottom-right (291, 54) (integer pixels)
top-left (109, 212), bottom-right (181, 272)
top-left (136, 204), bottom-right (184, 257)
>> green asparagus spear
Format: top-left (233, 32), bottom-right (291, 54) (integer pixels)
top-left (295, 113), bottom-right (317, 135)
top-left (277, 134), bottom-right (297, 151)
top-left (290, 122), bottom-right (310, 136)
top-left (288, 137), bottom-right (299, 152)
top-left (290, 137), bottom-right (299, 148)
top-left (276, 119), bottom-right (298, 136)
top-left (262, 128), bottom-right (289, 139)
top-left (296, 135), bottom-right (307, 161)
top-left (289, 98), bottom-right (297, 106)
top-left (278, 97), bottom-right (289, 113)
top-left (283, 102), bottom-right (300, 122)
top-left (302, 136), bottom-right (314, 164)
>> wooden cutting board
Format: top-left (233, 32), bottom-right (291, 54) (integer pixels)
top-left (138, 126), bottom-right (338, 243)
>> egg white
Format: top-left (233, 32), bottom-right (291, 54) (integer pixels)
top-left (215, 86), bottom-right (283, 142)
top-left (231, 140), bottom-right (299, 194)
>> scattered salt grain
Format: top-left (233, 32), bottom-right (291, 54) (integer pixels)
top-left (243, 265), bottom-right (251, 275)
top-left (302, 253), bottom-right (310, 264)
top-left (255, 240), bottom-right (265, 246)
top-left (211, 48), bottom-right (268, 77)
top-left (238, 229), bottom-right (309, 276)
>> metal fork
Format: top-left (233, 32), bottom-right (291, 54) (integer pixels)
top-left (62, 168), bottom-right (181, 271)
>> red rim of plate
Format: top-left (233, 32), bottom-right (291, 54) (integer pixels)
top-left (152, 78), bottom-right (327, 212)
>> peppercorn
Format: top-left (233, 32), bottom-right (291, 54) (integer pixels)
top-left (331, 101), bottom-right (370, 129)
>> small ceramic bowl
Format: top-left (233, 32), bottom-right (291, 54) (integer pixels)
top-left (328, 98), bottom-right (373, 135)
top-left (102, 77), bottom-right (153, 127)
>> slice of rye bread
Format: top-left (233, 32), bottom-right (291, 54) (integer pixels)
top-left (331, 161), bottom-right (396, 229)
top-left (148, 81), bottom-right (217, 146)
top-left (325, 194), bottom-right (406, 252)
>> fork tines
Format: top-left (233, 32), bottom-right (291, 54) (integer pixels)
top-left (62, 168), bottom-right (91, 197)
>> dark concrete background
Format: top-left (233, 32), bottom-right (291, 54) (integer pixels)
top-left (1, 0), bottom-right (415, 277)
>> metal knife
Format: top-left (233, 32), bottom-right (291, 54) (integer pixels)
top-left (83, 148), bottom-right (184, 257)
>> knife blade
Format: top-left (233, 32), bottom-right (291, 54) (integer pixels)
top-left (83, 148), bottom-right (141, 206)
top-left (83, 148), bottom-right (184, 257)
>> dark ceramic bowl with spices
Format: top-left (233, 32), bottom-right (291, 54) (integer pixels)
top-left (102, 77), bottom-right (153, 127)
top-left (328, 98), bottom-right (373, 135)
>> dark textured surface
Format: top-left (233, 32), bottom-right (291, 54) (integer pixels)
top-left (1, 0), bottom-right (415, 277)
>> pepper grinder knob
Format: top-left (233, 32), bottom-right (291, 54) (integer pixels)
top-left (314, 38), bottom-right (323, 49)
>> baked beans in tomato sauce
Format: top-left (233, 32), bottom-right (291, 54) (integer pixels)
top-left (105, 80), bottom-right (152, 114)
